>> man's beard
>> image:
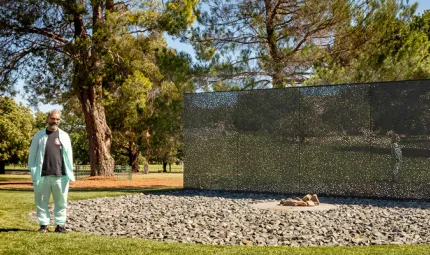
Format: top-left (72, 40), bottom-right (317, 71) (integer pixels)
top-left (48, 123), bottom-right (58, 130)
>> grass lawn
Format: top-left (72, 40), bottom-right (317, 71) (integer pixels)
top-left (1, 176), bottom-right (430, 254)
top-left (5, 165), bottom-right (28, 171)
top-left (0, 175), bottom-right (31, 181)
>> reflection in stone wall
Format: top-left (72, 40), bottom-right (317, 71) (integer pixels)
top-left (184, 80), bottom-right (430, 199)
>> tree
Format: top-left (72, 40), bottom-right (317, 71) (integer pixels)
top-left (101, 27), bottom-right (190, 173)
top-left (105, 66), bottom-right (155, 172)
top-left (33, 110), bottom-right (47, 131)
top-left (105, 44), bottom-right (194, 172)
top-left (0, 97), bottom-right (34, 174)
top-left (306, 0), bottom-right (430, 85)
top-left (147, 79), bottom-right (186, 172)
top-left (190, 0), bottom-right (353, 89)
top-left (148, 49), bottom-right (194, 172)
top-left (0, 0), bottom-right (198, 176)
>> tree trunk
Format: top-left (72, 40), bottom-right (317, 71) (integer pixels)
top-left (0, 161), bottom-right (5, 174)
top-left (162, 161), bottom-right (167, 173)
top-left (128, 145), bottom-right (140, 172)
top-left (70, 1), bottom-right (114, 176)
top-left (143, 160), bottom-right (149, 174)
top-left (142, 130), bottom-right (151, 174)
top-left (78, 82), bottom-right (115, 176)
top-left (265, 0), bottom-right (284, 88)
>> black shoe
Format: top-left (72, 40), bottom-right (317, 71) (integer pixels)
top-left (38, 225), bottom-right (49, 233)
top-left (55, 225), bottom-right (67, 233)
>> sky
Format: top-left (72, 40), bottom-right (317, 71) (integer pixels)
top-left (14, 0), bottom-right (430, 113)
top-left (414, 0), bottom-right (430, 15)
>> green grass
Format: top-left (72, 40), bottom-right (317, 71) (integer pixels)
top-left (0, 175), bottom-right (31, 181)
top-left (0, 176), bottom-right (430, 254)
top-left (5, 165), bottom-right (27, 170)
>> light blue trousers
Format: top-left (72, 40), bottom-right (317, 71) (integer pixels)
top-left (34, 176), bottom-right (69, 226)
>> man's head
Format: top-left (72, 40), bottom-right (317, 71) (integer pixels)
top-left (46, 109), bottom-right (61, 131)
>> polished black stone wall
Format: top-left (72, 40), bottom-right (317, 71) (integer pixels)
top-left (184, 80), bottom-right (430, 199)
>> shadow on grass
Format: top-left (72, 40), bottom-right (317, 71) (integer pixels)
top-left (0, 228), bottom-right (30, 232)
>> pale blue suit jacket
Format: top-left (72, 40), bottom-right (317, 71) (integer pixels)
top-left (28, 128), bottom-right (75, 184)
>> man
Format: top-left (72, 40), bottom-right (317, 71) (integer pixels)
top-left (28, 109), bottom-right (75, 233)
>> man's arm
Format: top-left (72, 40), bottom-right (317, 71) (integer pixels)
top-left (64, 133), bottom-right (74, 170)
top-left (28, 133), bottom-right (39, 169)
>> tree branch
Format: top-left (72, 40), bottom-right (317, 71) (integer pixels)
top-left (0, 23), bottom-right (70, 45)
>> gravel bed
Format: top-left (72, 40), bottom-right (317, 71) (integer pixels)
top-left (31, 190), bottom-right (430, 246)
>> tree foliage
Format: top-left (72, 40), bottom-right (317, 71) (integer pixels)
top-left (0, 97), bottom-right (34, 173)
top-left (104, 41), bottom-right (194, 171)
top-left (306, 0), bottom-right (430, 85)
top-left (190, 0), bottom-right (353, 89)
top-left (33, 110), bottom-right (47, 131)
top-left (101, 7), bottom-right (195, 171)
top-left (190, 0), bottom-right (430, 89)
top-left (147, 76), bottom-right (187, 171)
top-left (148, 49), bottom-right (194, 169)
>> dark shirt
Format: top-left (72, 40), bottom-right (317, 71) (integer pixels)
top-left (41, 129), bottom-right (65, 176)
